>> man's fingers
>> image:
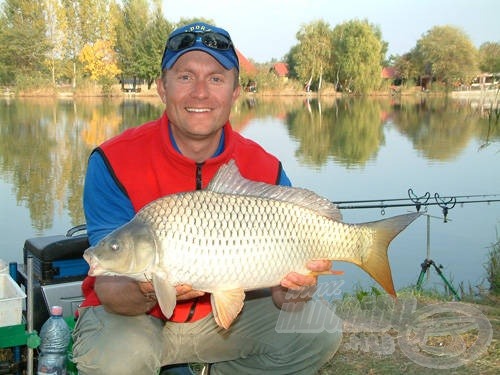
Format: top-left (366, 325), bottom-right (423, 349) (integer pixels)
top-left (306, 259), bottom-right (332, 272)
top-left (175, 284), bottom-right (205, 300)
top-left (281, 272), bottom-right (317, 290)
top-left (175, 284), bottom-right (192, 296)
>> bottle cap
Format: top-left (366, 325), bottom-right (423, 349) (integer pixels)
top-left (51, 306), bottom-right (63, 316)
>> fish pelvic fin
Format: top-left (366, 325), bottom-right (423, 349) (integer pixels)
top-left (210, 288), bottom-right (246, 329)
top-left (360, 212), bottom-right (421, 297)
top-left (152, 271), bottom-right (177, 319)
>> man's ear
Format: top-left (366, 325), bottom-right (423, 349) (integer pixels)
top-left (232, 82), bottom-right (241, 104)
top-left (156, 77), bottom-right (167, 103)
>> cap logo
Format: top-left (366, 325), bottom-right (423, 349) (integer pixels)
top-left (187, 24), bottom-right (212, 33)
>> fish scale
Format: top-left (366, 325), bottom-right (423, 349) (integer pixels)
top-left (84, 160), bottom-right (420, 329)
top-left (138, 191), bottom-right (374, 291)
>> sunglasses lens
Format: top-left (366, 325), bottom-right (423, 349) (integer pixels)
top-left (202, 33), bottom-right (231, 50)
top-left (168, 33), bottom-right (196, 50)
top-left (168, 31), bottom-right (232, 52)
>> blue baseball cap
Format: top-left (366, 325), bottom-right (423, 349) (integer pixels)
top-left (161, 22), bottom-right (239, 71)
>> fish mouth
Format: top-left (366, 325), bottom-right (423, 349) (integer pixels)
top-left (83, 249), bottom-right (100, 276)
top-left (87, 263), bottom-right (100, 276)
top-left (83, 248), bottom-right (93, 264)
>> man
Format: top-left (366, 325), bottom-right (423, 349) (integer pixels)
top-left (73, 22), bottom-right (342, 374)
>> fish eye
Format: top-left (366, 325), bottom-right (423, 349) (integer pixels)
top-left (110, 241), bottom-right (120, 252)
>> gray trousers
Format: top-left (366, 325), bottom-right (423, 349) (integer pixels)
top-left (72, 294), bottom-right (342, 375)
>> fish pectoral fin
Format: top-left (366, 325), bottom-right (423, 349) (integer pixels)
top-left (210, 289), bottom-right (245, 329)
top-left (152, 272), bottom-right (176, 319)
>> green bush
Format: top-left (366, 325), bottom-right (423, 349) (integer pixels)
top-left (15, 73), bottom-right (52, 91)
top-left (486, 235), bottom-right (500, 294)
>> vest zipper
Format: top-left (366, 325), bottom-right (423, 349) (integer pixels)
top-left (195, 162), bottom-right (204, 190)
top-left (184, 297), bottom-right (199, 322)
top-left (185, 162), bottom-right (204, 321)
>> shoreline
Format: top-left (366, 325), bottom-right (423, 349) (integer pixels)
top-left (2, 85), bottom-right (498, 105)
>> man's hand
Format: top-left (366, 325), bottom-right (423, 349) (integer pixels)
top-left (95, 276), bottom-right (158, 315)
top-left (140, 281), bottom-right (205, 301)
top-left (271, 260), bottom-right (333, 310)
top-left (95, 276), bottom-right (204, 316)
top-left (175, 284), bottom-right (205, 301)
top-left (280, 260), bottom-right (333, 290)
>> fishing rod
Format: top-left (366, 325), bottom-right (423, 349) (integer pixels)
top-left (333, 189), bottom-right (500, 221)
top-left (334, 193), bottom-right (500, 205)
top-left (335, 198), bottom-right (500, 209)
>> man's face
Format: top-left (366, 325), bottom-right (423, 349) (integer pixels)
top-left (160, 50), bottom-right (240, 143)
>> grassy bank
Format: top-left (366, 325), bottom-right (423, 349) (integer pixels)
top-left (319, 239), bottom-right (499, 374)
top-left (318, 292), bottom-right (499, 374)
top-left (3, 81), bottom-right (430, 99)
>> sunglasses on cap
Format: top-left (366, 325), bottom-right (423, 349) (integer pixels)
top-left (166, 31), bottom-right (234, 52)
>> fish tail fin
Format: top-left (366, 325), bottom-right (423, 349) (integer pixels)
top-left (360, 212), bottom-right (421, 297)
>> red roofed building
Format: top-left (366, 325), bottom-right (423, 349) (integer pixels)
top-left (236, 49), bottom-right (257, 76)
top-left (382, 66), bottom-right (402, 89)
top-left (271, 62), bottom-right (289, 78)
top-left (381, 67), bottom-right (398, 79)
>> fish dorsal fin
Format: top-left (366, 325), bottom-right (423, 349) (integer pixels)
top-left (208, 160), bottom-right (342, 221)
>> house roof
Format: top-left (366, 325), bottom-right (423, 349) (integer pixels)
top-left (236, 49), bottom-right (257, 75)
top-left (381, 67), bottom-right (398, 79)
top-left (272, 62), bottom-right (289, 77)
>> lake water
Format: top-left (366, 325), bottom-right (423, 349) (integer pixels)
top-left (1, 94), bottom-right (499, 297)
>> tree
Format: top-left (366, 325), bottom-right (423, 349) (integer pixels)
top-left (414, 25), bottom-right (478, 90)
top-left (0, 0), bottom-right (51, 84)
top-left (331, 19), bottom-right (384, 94)
top-left (135, 2), bottom-right (172, 88)
top-left (115, 0), bottom-right (149, 89)
top-left (393, 51), bottom-right (420, 87)
top-left (289, 20), bottom-right (332, 92)
top-left (58, 0), bottom-right (119, 88)
top-left (77, 0), bottom-right (117, 43)
top-left (478, 42), bottom-right (500, 73)
top-left (58, 0), bottom-right (84, 88)
top-left (79, 39), bottom-right (121, 93)
top-left (45, 0), bottom-right (66, 86)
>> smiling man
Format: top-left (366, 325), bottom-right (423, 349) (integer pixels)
top-left (72, 22), bottom-right (342, 375)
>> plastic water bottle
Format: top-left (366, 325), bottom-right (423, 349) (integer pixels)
top-left (37, 306), bottom-right (71, 375)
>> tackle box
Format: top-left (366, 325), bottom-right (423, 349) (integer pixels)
top-left (19, 226), bottom-right (89, 329)
top-left (22, 225), bottom-right (90, 285)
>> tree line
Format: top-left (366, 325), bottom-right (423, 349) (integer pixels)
top-left (0, 0), bottom-right (499, 95)
top-left (287, 20), bottom-right (499, 94)
top-left (0, 0), bottom-right (170, 93)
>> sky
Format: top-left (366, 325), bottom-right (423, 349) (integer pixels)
top-left (161, 0), bottom-right (499, 63)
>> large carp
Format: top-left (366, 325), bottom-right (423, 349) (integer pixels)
top-left (84, 160), bottom-right (420, 328)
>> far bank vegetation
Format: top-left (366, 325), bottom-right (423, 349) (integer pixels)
top-left (0, 1), bottom-right (499, 97)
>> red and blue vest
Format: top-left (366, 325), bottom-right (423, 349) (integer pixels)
top-left (81, 112), bottom-right (282, 322)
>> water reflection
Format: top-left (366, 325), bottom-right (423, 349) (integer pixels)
top-left (0, 97), bottom-right (166, 232)
top-left (287, 98), bottom-right (388, 166)
top-left (393, 98), bottom-right (477, 160)
top-left (284, 96), bottom-right (498, 166)
top-left (0, 95), bottom-right (498, 236)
